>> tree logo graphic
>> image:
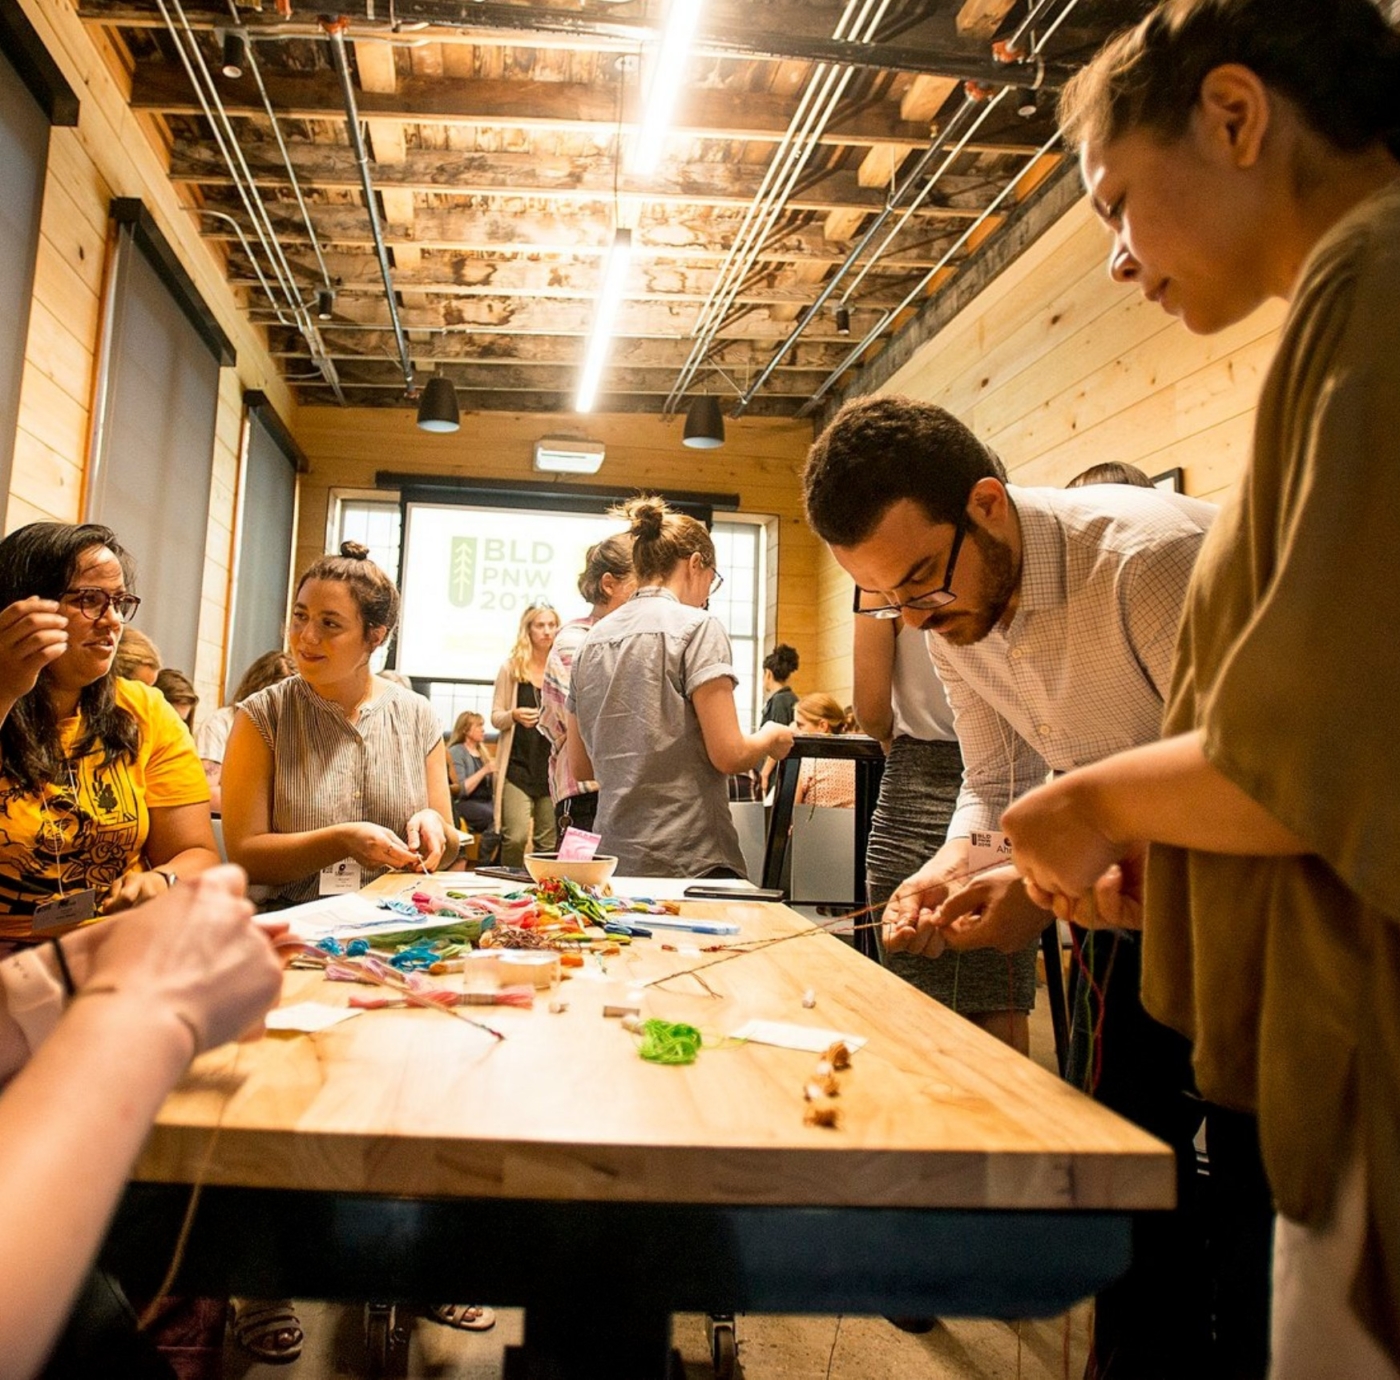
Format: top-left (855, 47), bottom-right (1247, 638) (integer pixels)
top-left (448, 537), bottom-right (476, 607)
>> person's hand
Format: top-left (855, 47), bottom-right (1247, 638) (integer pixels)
top-left (935, 864), bottom-right (1054, 953)
top-left (80, 865), bottom-right (282, 1054)
top-left (405, 810), bottom-right (447, 871)
top-left (882, 853), bottom-right (968, 957)
top-left (100, 868), bottom-right (174, 915)
top-left (338, 822), bottom-right (420, 872)
top-left (511, 706), bottom-right (540, 728)
top-left (761, 724), bottom-right (795, 761)
top-left (0, 598), bottom-right (69, 705)
top-left (482, 758), bottom-right (497, 775)
top-left (1002, 777), bottom-right (1135, 923)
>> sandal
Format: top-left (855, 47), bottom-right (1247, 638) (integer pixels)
top-left (427, 1303), bottom-right (497, 1332)
top-left (230, 1297), bottom-right (304, 1364)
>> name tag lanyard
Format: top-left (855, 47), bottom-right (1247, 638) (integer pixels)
top-left (33, 759), bottom-right (99, 930)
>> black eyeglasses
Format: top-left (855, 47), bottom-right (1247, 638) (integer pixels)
top-left (61, 588), bottom-right (142, 624)
top-left (708, 568), bottom-right (725, 596)
top-left (852, 514), bottom-right (967, 620)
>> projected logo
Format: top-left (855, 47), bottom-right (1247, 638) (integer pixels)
top-left (449, 537), bottom-right (476, 607)
top-left (447, 535), bottom-right (553, 612)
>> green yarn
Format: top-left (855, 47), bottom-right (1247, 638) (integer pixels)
top-left (637, 1019), bottom-right (703, 1065)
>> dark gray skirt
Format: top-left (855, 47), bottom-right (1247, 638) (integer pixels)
top-left (866, 736), bottom-right (1037, 1014)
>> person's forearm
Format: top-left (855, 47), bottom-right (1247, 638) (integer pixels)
top-left (1073, 731), bottom-right (1309, 856)
top-left (227, 826), bottom-right (354, 885)
top-left (0, 993), bottom-right (192, 1380)
top-left (162, 847), bottom-right (221, 880)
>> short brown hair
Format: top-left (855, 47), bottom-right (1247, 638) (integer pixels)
top-left (577, 532), bottom-right (635, 605)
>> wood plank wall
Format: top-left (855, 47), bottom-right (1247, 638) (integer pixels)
top-left (5, 0), bottom-right (290, 710)
top-left (290, 408), bottom-right (819, 694)
top-left (811, 197), bottom-right (1288, 700)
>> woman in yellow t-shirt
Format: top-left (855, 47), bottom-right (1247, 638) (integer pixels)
top-left (0, 522), bottom-right (218, 944)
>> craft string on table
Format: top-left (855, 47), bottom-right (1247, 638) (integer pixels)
top-left (273, 937), bottom-right (508, 1040)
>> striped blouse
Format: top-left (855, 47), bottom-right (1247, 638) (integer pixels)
top-left (240, 676), bottom-right (442, 904)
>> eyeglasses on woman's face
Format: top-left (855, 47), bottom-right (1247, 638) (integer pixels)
top-left (851, 513), bottom-right (967, 620)
top-left (61, 588), bottom-right (142, 624)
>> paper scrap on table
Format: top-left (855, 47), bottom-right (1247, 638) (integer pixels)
top-left (266, 1002), bottom-right (364, 1033)
top-left (279, 893), bottom-right (466, 944)
top-left (728, 1020), bottom-right (867, 1054)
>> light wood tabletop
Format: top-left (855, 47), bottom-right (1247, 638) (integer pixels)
top-left (133, 873), bottom-right (1174, 1214)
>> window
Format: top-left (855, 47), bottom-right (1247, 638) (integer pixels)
top-left (329, 493), bottom-right (775, 729)
top-left (0, 45), bottom-right (52, 506)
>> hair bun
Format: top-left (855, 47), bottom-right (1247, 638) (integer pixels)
top-left (339, 541), bottom-right (371, 561)
top-left (627, 498), bottom-right (666, 542)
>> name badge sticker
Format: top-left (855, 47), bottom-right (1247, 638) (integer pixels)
top-left (967, 828), bottom-right (1012, 875)
top-left (318, 859), bottom-right (362, 895)
top-left (32, 888), bottom-right (99, 932)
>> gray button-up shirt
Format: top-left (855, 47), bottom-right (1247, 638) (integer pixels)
top-left (568, 587), bottom-right (746, 877)
top-left (931, 484), bottom-right (1216, 838)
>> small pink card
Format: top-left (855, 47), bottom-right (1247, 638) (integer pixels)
top-left (557, 827), bottom-right (602, 861)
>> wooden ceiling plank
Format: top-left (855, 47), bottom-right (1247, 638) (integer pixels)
top-left (900, 74), bottom-right (960, 125)
top-left (955, 0), bottom-right (1020, 40)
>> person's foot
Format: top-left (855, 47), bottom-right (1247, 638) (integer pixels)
top-left (427, 1303), bottom-right (496, 1332)
top-left (230, 1298), bottom-right (304, 1363)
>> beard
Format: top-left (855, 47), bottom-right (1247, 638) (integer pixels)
top-left (918, 523), bottom-right (1019, 647)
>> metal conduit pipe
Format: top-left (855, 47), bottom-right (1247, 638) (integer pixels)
top-left (228, 0), bottom-right (334, 292)
top-left (799, 129), bottom-right (1062, 416)
top-left (734, 0), bottom-right (1083, 416)
top-left (678, 0), bottom-right (887, 360)
top-left (729, 90), bottom-right (998, 416)
top-left (666, 0), bottom-right (892, 411)
top-left (324, 18), bottom-right (416, 394)
top-left (157, 0), bottom-right (305, 321)
top-left (160, 0), bottom-right (344, 397)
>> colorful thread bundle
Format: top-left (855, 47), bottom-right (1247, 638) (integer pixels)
top-left (636, 1019), bottom-right (704, 1065)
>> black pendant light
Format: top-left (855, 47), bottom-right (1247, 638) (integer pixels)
top-left (683, 395), bottom-right (725, 449)
top-left (416, 376), bottom-right (460, 433)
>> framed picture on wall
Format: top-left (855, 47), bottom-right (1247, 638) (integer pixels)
top-left (1151, 467), bottom-right (1185, 494)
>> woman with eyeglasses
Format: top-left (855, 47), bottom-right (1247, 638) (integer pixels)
top-left (566, 496), bottom-right (794, 877)
top-left (0, 523), bottom-right (218, 944)
top-left (490, 600), bottom-right (561, 866)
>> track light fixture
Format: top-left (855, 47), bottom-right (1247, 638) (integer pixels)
top-left (220, 31), bottom-right (246, 80)
top-left (316, 286), bottom-right (336, 320)
top-left (1014, 86), bottom-right (1040, 119)
top-left (835, 305), bottom-right (851, 336)
top-left (682, 395), bottom-right (725, 449)
top-left (416, 376), bottom-right (460, 433)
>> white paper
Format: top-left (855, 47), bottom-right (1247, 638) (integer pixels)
top-left (279, 893), bottom-right (469, 944)
top-left (728, 1019), bottom-right (867, 1054)
top-left (266, 1002), bottom-right (364, 1033)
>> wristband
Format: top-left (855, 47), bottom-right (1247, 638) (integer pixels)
top-left (0, 946), bottom-right (68, 1054)
top-left (49, 936), bottom-right (77, 996)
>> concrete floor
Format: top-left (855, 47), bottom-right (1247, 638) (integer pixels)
top-left (222, 990), bottom-right (1093, 1380)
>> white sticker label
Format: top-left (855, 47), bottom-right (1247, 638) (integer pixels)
top-left (967, 828), bottom-right (1012, 875)
top-left (318, 859), bottom-right (362, 895)
top-left (31, 888), bottom-right (99, 932)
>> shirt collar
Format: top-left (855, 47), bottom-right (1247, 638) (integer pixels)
top-left (631, 586), bottom-right (679, 604)
top-left (1005, 486), bottom-right (1067, 617)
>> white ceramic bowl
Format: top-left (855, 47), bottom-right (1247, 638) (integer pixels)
top-left (523, 852), bottom-right (620, 888)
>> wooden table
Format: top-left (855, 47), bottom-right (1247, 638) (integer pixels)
top-left (103, 874), bottom-right (1173, 1379)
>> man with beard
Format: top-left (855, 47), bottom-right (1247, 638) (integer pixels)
top-left (802, 395), bottom-right (1249, 1379)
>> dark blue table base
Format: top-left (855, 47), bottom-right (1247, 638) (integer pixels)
top-left (105, 1187), bottom-right (1136, 1378)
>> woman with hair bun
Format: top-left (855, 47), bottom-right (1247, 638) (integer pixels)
top-left (221, 540), bottom-right (463, 1360)
top-left (538, 533), bottom-right (636, 835)
top-left (566, 496), bottom-right (793, 877)
top-left (998, 1), bottom-right (1400, 1373)
top-left (792, 692), bottom-right (857, 809)
top-left (223, 541), bottom-right (458, 905)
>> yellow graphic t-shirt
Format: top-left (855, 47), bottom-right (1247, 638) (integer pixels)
top-left (0, 678), bottom-right (209, 937)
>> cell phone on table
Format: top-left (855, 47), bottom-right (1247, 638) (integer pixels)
top-left (473, 866), bottom-right (532, 884)
top-left (683, 885), bottom-right (786, 902)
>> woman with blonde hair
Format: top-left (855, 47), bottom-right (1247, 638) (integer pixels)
top-left (195, 650), bottom-right (296, 813)
top-left (792, 693), bottom-right (857, 809)
top-left (567, 496), bottom-right (793, 876)
top-left (113, 627), bottom-right (160, 685)
top-left (489, 601), bottom-right (560, 865)
top-left (447, 710), bottom-right (497, 850)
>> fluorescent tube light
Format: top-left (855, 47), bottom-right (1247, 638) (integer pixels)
top-left (631, 0), bottom-right (703, 174)
top-left (574, 228), bottom-right (633, 413)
